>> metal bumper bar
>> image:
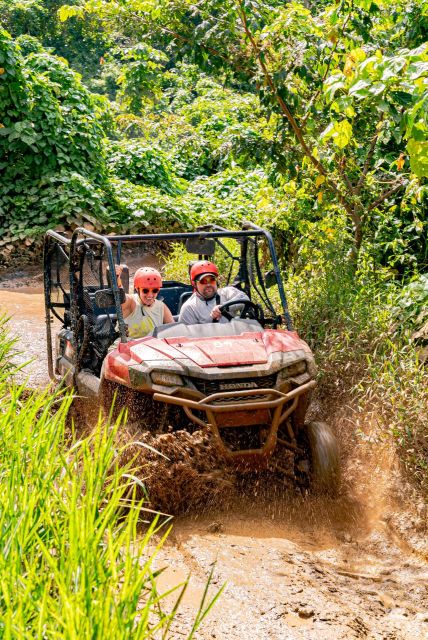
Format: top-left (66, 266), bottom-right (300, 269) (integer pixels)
top-left (153, 380), bottom-right (316, 464)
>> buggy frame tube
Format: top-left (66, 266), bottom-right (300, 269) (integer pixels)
top-left (44, 231), bottom-right (71, 380)
top-left (70, 228), bottom-right (128, 343)
top-left (68, 224), bottom-right (293, 328)
top-left (242, 221), bottom-right (293, 330)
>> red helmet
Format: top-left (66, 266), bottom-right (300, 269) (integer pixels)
top-left (190, 260), bottom-right (219, 286)
top-left (134, 267), bottom-right (162, 290)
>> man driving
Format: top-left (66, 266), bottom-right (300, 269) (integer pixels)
top-left (178, 260), bottom-right (249, 325)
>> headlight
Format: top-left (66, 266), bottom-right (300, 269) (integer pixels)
top-left (287, 360), bottom-right (307, 376)
top-left (278, 360), bottom-right (307, 380)
top-left (151, 371), bottom-right (184, 387)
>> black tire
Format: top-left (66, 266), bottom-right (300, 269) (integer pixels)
top-left (100, 379), bottom-right (129, 423)
top-left (295, 421), bottom-right (340, 495)
top-left (100, 380), bottom-right (182, 432)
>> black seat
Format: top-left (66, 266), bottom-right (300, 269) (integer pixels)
top-left (158, 281), bottom-right (193, 315)
top-left (178, 290), bottom-right (193, 310)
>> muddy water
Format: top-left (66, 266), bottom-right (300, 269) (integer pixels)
top-left (0, 288), bottom-right (52, 386)
top-left (158, 494), bottom-right (428, 639)
top-left (1, 281), bottom-right (427, 639)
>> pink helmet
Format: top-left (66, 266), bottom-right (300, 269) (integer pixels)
top-left (134, 267), bottom-right (162, 290)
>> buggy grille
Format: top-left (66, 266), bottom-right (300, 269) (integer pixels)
top-left (191, 373), bottom-right (277, 396)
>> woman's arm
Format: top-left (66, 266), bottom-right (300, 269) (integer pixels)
top-left (115, 264), bottom-right (135, 318)
top-left (163, 303), bottom-right (174, 324)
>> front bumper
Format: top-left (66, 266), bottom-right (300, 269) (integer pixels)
top-left (153, 379), bottom-right (316, 468)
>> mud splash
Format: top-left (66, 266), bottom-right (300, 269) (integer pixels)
top-left (116, 424), bottom-right (236, 514)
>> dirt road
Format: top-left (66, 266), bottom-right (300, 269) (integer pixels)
top-left (1, 275), bottom-right (427, 639)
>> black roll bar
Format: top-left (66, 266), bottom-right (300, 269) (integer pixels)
top-left (242, 221), bottom-right (293, 330)
top-left (45, 223), bottom-right (294, 357)
top-left (43, 230), bottom-right (72, 380)
top-left (70, 228), bottom-right (128, 343)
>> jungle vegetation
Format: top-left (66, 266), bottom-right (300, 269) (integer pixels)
top-left (0, 2), bottom-right (427, 634)
top-left (0, 318), bottom-right (220, 637)
top-left (0, 2), bottom-right (427, 484)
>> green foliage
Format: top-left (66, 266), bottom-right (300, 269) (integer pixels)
top-left (285, 260), bottom-right (428, 490)
top-left (323, 43), bottom-right (428, 175)
top-left (107, 178), bottom-right (197, 232)
top-left (69, 0), bottom-right (427, 263)
top-left (116, 43), bottom-right (168, 113)
top-left (0, 31), bottom-right (120, 249)
top-left (107, 140), bottom-right (182, 195)
top-left (391, 273), bottom-right (428, 333)
top-left (0, 0), bottom-right (110, 84)
top-left (0, 317), bottom-right (222, 637)
top-left (15, 33), bottom-right (45, 55)
top-left (117, 68), bottom-right (275, 180)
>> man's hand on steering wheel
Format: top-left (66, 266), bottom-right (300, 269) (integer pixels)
top-left (210, 305), bottom-right (223, 321)
top-left (218, 300), bottom-right (264, 322)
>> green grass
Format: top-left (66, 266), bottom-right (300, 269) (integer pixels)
top-left (0, 316), bottom-right (222, 638)
top-left (285, 264), bottom-right (428, 491)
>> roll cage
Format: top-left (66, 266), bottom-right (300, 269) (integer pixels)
top-left (44, 221), bottom-right (293, 381)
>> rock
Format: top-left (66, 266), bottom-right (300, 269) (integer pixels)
top-left (415, 612), bottom-right (428, 622)
top-left (297, 606), bottom-right (314, 619)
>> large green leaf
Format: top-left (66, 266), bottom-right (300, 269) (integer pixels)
top-left (407, 139), bottom-right (428, 178)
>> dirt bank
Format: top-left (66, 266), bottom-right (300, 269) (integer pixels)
top-left (1, 271), bottom-right (427, 639)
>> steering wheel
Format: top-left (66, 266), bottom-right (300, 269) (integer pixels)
top-left (218, 300), bottom-right (264, 323)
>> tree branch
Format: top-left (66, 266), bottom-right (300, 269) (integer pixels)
top-left (355, 117), bottom-right (384, 194)
top-left (236, 2), bottom-right (360, 235)
top-left (367, 181), bottom-right (406, 213)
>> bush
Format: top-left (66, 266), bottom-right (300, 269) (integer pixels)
top-left (0, 31), bottom-right (116, 255)
top-left (285, 259), bottom-right (428, 492)
top-left (391, 273), bottom-right (428, 335)
top-left (107, 140), bottom-right (183, 195)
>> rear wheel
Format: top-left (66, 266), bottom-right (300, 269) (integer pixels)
top-left (294, 421), bottom-right (340, 495)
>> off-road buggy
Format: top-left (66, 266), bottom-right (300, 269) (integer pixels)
top-left (44, 222), bottom-right (339, 492)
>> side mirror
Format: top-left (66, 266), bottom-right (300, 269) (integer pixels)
top-left (94, 287), bottom-right (126, 309)
top-left (185, 237), bottom-right (215, 256)
top-left (264, 269), bottom-right (278, 288)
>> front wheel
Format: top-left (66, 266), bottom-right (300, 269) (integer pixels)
top-left (294, 421), bottom-right (340, 495)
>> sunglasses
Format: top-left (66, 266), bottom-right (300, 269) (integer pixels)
top-left (140, 288), bottom-right (160, 295)
top-left (197, 276), bottom-right (217, 285)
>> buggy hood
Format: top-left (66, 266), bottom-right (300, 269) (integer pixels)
top-left (113, 329), bottom-right (311, 369)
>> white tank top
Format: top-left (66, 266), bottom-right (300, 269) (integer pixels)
top-left (124, 295), bottom-right (164, 338)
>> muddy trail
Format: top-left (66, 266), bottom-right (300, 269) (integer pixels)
top-left (1, 268), bottom-right (427, 639)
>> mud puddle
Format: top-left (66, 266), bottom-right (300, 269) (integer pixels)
top-left (0, 287), bottom-right (52, 386)
top-left (156, 495), bottom-right (428, 639)
top-left (1, 277), bottom-right (427, 639)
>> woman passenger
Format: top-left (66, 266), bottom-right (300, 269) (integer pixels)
top-left (115, 265), bottom-right (174, 338)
